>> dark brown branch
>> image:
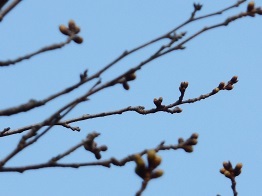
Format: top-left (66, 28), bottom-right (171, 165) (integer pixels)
top-left (0, 37), bottom-right (73, 66)
top-left (0, 133), bottom-right (197, 172)
top-left (136, 180), bottom-right (149, 196)
top-left (0, 0), bottom-right (21, 22)
top-left (1, 76), bottom-right (236, 136)
top-left (0, 1), bottom-right (249, 117)
top-left (0, 103), bottom-right (78, 167)
top-left (231, 177), bottom-right (238, 196)
top-left (0, 0), bottom-right (8, 10)
top-left (0, 73), bottom-right (89, 116)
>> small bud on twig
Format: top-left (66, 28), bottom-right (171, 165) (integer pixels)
top-left (247, 1), bottom-right (255, 12)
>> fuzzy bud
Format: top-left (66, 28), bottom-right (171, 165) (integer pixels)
top-left (59, 25), bottom-right (71, 36)
top-left (150, 155), bottom-right (162, 169)
top-left (73, 36), bottom-right (83, 44)
top-left (230, 76), bottom-right (238, 84)
top-left (223, 161), bottom-right (232, 170)
top-left (183, 145), bottom-right (193, 153)
top-left (178, 138), bottom-right (184, 144)
top-left (151, 170), bottom-right (164, 179)
top-left (123, 82), bottom-right (130, 90)
top-left (212, 88), bottom-right (220, 94)
top-left (147, 150), bottom-right (156, 167)
top-left (225, 84), bottom-right (233, 90)
top-left (191, 133), bottom-right (199, 139)
top-left (247, 1), bottom-right (255, 12)
top-left (220, 168), bottom-right (226, 174)
top-left (218, 82), bottom-right (226, 90)
top-left (187, 138), bottom-right (198, 145)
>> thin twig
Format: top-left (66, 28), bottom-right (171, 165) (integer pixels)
top-left (0, 37), bottom-right (73, 66)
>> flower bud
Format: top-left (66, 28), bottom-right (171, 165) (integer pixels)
top-left (178, 138), bottom-right (184, 144)
top-left (150, 155), bottom-right (162, 169)
top-left (223, 161), bottom-right (232, 170)
top-left (183, 145), bottom-right (193, 153)
top-left (187, 138), bottom-right (198, 145)
top-left (230, 76), bottom-right (238, 84)
top-left (59, 25), bottom-right (71, 36)
top-left (147, 150), bottom-right (156, 166)
top-left (225, 84), bottom-right (233, 90)
top-left (151, 170), bottom-right (164, 179)
top-left (218, 82), bottom-right (225, 90)
top-left (220, 168), bottom-right (226, 174)
top-left (212, 88), bottom-right (220, 94)
top-left (123, 82), bottom-right (130, 90)
top-left (73, 36), bottom-right (83, 44)
top-left (191, 133), bottom-right (199, 139)
top-left (247, 1), bottom-right (255, 12)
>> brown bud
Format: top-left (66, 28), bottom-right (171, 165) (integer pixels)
top-left (234, 169), bottom-right (242, 177)
top-left (224, 171), bottom-right (232, 178)
top-left (99, 145), bottom-right (108, 151)
top-left (193, 3), bottom-right (202, 11)
top-left (147, 150), bottom-right (156, 166)
top-left (187, 138), bottom-right (198, 145)
top-left (191, 133), bottom-right (199, 139)
top-left (178, 138), bottom-right (184, 144)
top-left (135, 166), bottom-right (147, 179)
top-left (212, 88), bottom-right (220, 94)
top-left (234, 163), bottom-right (243, 176)
top-left (220, 168), bottom-right (226, 174)
top-left (59, 25), bottom-right (71, 36)
top-left (247, 1), bottom-right (255, 12)
top-left (235, 163), bottom-right (243, 170)
top-left (230, 76), bottom-right (238, 84)
top-left (218, 82), bottom-right (225, 90)
top-left (134, 154), bottom-right (146, 168)
top-left (151, 170), bottom-right (164, 179)
top-left (225, 84), bottom-right (233, 90)
top-left (183, 145), bottom-right (193, 153)
top-left (68, 20), bottom-right (76, 30)
top-left (153, 97), bottom-right (163, 107)
top-left (122, 82), bottom-right (130, 90)
top-left (150, 155), bottom-right (162, 169)
top-left (223, 161), bottom-right (232, 170)
top-left (73, 36), bottom-right (83, 44)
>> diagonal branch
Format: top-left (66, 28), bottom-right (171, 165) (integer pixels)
top-left (0, 37), bottom-right (74, 66)
top-left (0, 0), bottom-right (21, 22)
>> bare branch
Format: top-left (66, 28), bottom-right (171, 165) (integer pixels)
top-left (0, 0), bottom-right (21, 22)
top-left (0, 133), bottom-right (198, 172)
top-left (0, 37), bottom-right (73, 66)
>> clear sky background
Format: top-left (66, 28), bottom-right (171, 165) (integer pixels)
top-left (0, 1), bottom-right (261, 195)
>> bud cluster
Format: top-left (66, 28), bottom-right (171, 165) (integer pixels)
top-left (153, 97), bottom-right (164, 108)
top-left (178, 133), bottom-right (199, 153)
top-left (83, 134), bottom-right (107, 159)
top-left (59, 20), bottom-right (83, 44)
top-left (212, 76), bottom-right (238, 94)
top-left (220, 161), bottom-right (243, 179)
top-left (179, 81), bottom-right (189, 93)
top-left (134, 150), bottom-right (164, 181)
top-left (193, 3), bottom-right (203, 11)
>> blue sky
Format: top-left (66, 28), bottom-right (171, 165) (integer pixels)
top-left (0, 1), bottom-right (261, 195)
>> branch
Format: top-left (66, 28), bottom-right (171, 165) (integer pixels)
top-left (0, 0), bottom-right (21, 22)
top-left (1, 76), bottom-right (238, 136)
top-left (0, 37), bottom-right (74, 66)
top-left (0, 133), bottom-right (198, 172)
